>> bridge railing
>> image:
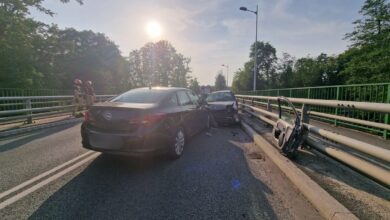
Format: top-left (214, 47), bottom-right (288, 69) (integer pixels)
top-left (0, 95), bottom-right (115, 124)
top-left (238, 83), bottom-right (390, 139)
top-left (236, 95), bottom-right (390, 186)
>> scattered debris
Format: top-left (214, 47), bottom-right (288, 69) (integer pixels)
top-left (247, 151), bottom-right (264, 160)
top-left (205, 132), bottom-right (212, 137)
top-left (231, 131), bottom-right (239, 136)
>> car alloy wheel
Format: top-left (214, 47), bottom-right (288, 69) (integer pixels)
top-left (174, 128), bottom-right (185, 156)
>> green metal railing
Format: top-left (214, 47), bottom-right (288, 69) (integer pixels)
top-left (238, 83), bottom-right (390, 139)
top-left (0, 88), bottom-right (73, 112)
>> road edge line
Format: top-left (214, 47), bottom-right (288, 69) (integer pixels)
top-left (0, 151), bottom-right (94, 201)
top-left (0, 152), bottom-right (100, 210)
top-left (241, 121), bottom-right (357, 220)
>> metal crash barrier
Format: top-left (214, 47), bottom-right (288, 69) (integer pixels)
top-left (0, 95), bottom-right (115, 125)
top-left (236, 95), bottom-right (390, 187)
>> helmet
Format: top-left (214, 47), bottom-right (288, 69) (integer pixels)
top-left (86, 81), bottom-right (92, 86)
top-left (74, 79), bottom-right (82, 85)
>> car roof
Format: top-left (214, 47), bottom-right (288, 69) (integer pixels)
top-left (210, 90), bottom-right (232, 94)
top-left (132, 87), bottom-right (188, 92)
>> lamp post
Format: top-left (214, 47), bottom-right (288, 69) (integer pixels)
top-left (240, 4), bottom-right (258, 91)
top-left (221, 64), bottom-right (229, 88)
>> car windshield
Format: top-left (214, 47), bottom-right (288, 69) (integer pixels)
top-left (206, 92), bottom-right (235, 102)
top-left (111, 89), bottom-right (169, 103)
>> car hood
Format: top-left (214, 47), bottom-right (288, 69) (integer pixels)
top-left (206, 101), bottom-right (235, 110)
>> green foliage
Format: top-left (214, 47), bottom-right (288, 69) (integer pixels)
top-left (0, 0), bottom-right (193, 94)
top-left (340, 0), bottom-right (390, 83)
top-left (233, 0), bottom-right (390, 92)
top-left (214, 72), bottom-right (226, 91)
top-left (128, 41), bottom-right (191, 88)
top-left (188, 77), bottom-right (200, 94)
top-left (250, 41), bottom-right (278, 89)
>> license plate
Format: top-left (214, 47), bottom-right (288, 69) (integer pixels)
top-left (89, 133), bottom-right (123, 150)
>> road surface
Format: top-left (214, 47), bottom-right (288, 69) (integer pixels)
top-left (0, 122), bottom-right (321, 219)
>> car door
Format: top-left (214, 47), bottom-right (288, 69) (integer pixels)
top-left (161, 92), bottom-right (182, 135)
top-left (176, 90), bottom-right (197, 136)
top-left (186, 90), bottom-right (207, 133)
top-left (272, 97), bottom-right (304, 158)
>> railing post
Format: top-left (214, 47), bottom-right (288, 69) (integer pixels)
top-left (384, 85), bottom-right (390, 139)
top-left (301, 104), bottom-right (309, 124)
top-left (308, 88), bottom-right (311, 99)
top-left (301, 104), bottom-right (310, 142)
top-left (267, 99), bottom-right (272, 112)
top-left (26, 99), bottom-right (32, 124)
top-left (334, 86), bottom-right (340, 126)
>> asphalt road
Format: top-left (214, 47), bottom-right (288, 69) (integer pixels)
top-left (0, 123), bottom-right (321, 219)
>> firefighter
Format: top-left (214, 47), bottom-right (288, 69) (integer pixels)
top-left (84, 80), bottom-right (96, 108)
top-left (72, 79), bottom-right (83, 116)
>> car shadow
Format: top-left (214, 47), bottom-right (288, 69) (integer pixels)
top-left (0, 122), bottom-right (81, 153)
top-left (30, 127), bottom-right (278, 220)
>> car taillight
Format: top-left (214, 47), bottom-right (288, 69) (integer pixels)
top-left (129, 113), bottom-right (166, 125)
top-left (84, 111), bottom-right (95, 122)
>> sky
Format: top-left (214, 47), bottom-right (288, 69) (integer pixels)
top-left (30, 0), bottom-right (364, 86)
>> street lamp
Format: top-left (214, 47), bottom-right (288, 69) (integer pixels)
top-left (240, 4), bottom-right (258, 91)
top-left (221, 64), bottom-right (229, 88)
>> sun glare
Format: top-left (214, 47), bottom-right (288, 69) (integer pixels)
top-left (146, 21), bottom-right (162, 38)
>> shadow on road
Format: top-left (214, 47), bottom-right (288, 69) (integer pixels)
top-left (30, 128), bottom-right (277, 220)
top-left (0, 122), bottom-right (81, 153)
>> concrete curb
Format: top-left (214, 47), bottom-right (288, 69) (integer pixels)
top-left (0, 118), bottom-right (83, 139)
top-left (241, 121), bottom-right (358, 220)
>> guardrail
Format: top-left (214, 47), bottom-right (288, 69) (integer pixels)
top-left (238, 83), bottom-right (390, 139)
top-left (236, 95), bottom-right (390, 186)
top-left (0, 95), bottom-right (115, 125)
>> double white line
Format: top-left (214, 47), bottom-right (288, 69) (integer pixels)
top-left (0, 151), bottom-right (100, 210)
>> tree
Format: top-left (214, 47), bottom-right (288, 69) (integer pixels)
top-left (277, 53), bottom-right (295, 88)
top-left (232, 41), bottom-right (277, 92)
top-left (341, 0), bottom-right (390, 83)
top-left (0, 0), bottom-right (83, 89)
top-left (188, 77), bottom-right (200, 94)
top-left (345, 0), bottom-right (390, 47)
top-left (128, 40), bottom-right (191, 88)
top-left (250, 41), bottom-right (278, 89)
top-left (215, 72), bottom-right (226, 91)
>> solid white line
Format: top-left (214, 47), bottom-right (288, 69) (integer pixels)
top-left (0, 151), bottom-right (94, 202)
top-left (0, 152), bottom-right (100, 210)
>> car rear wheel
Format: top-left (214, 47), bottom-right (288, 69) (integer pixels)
top-left (169, 127), bottom-right (185, 159)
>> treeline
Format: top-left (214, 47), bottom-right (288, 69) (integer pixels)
top-left (232, 0), bottom-right (390, 92)
top-left (0, 0), bottom-right (192, 94)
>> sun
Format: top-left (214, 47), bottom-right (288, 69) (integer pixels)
top-left (146, 21), bottom-right (162, 38)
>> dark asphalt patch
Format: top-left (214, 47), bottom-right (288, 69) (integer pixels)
top-left (28, 128), bottom-right (278, 220)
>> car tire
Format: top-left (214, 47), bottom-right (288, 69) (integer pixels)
top-left (206, 114), bottom-right (211, 129)
top-left (169, 127), bottom-right (185, 159)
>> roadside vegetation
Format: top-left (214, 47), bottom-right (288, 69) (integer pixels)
top-left (0, 0), bottom-right (192, 93)
top-left (232, 0), bottom-right (390, 92)
top-left (1, 0), bottom-right (388, 94)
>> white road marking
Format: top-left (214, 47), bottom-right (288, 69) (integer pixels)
top-left (0, 152), bottom-right (100, 210)
top-left (0, 151), bottom-right (94, 201)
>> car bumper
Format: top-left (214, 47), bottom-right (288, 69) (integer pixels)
top-left (210, 110), bottom-right (240, 124)
top-left (81, 123), bottom-right (171, 156)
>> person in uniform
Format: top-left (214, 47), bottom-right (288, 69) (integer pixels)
top-left (84, 80), bottom-right (96, 108)
top-left (72, 79), bottom-right (83, 116)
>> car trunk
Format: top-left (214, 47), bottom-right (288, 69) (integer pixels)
top-left (88, 102), bottom-right (156, 132)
